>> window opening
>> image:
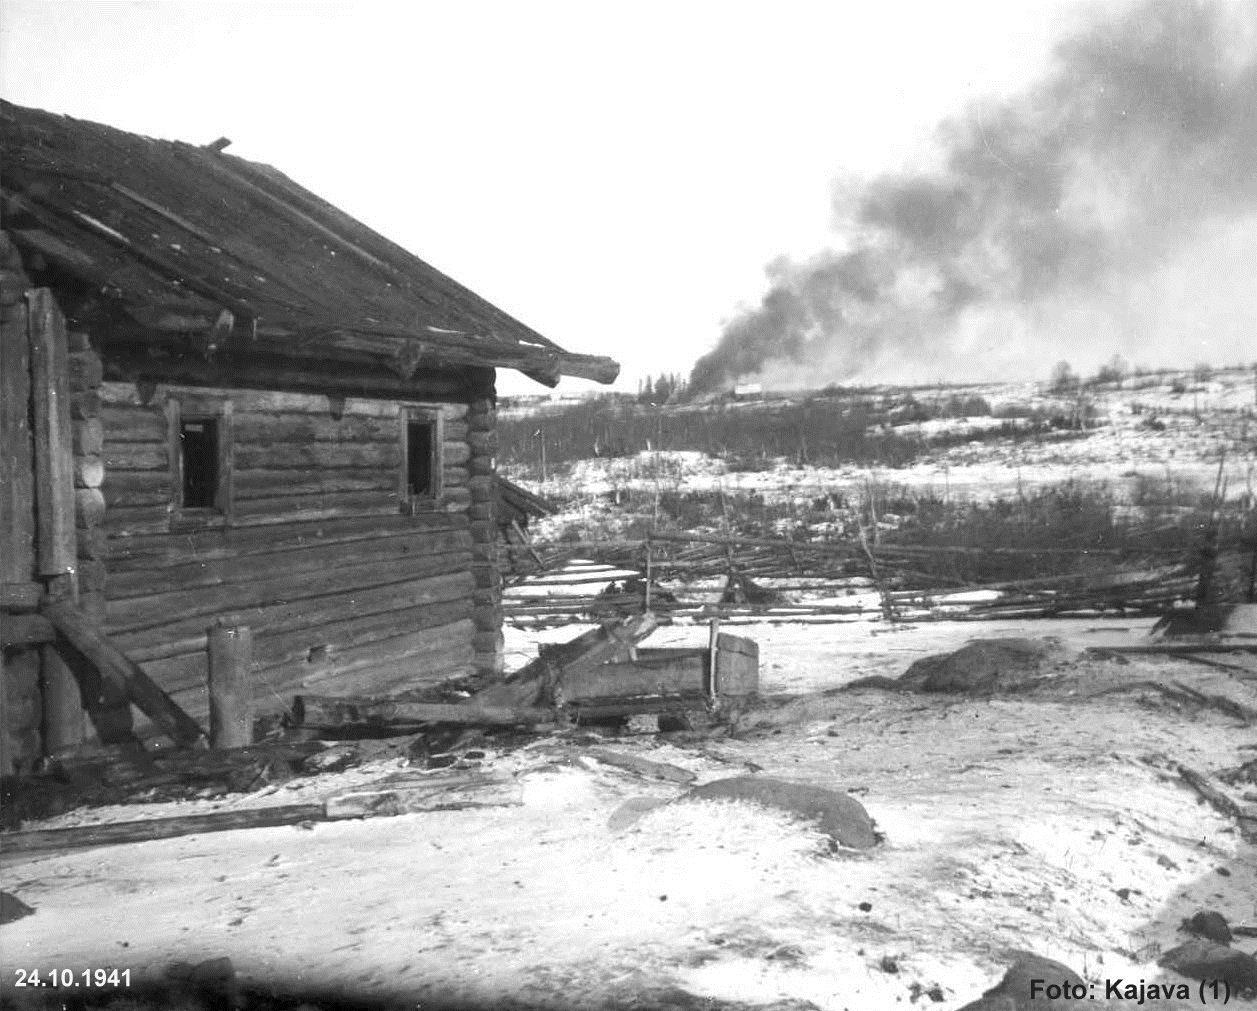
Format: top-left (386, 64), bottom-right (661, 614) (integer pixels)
top-left (180, 418), bottom-right (219, 508)
top-left (406, 419), bottom-right (435, 498)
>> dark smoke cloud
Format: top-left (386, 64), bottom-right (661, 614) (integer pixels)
top-left (689, 0), bottom-right (1257, 394)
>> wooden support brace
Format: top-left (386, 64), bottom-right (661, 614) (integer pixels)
top-left (42, 602), bottom-right (206, 747)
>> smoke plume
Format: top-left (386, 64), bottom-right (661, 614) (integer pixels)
top-left (689, 0), bottom-right (1257, 394)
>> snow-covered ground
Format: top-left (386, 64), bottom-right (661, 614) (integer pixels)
top-left (3, 617), bottom-right (1254, 1011)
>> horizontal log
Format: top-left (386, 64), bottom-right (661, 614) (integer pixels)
top-left (106, 510), bottom-right (467, 571)
top-left (127, 595), bottom-right (474, 674)
top-left (109, 526), bottom-right (474, 600)
top-left (232, 468), bottom-right (395, 500)
top-left (107, 548), bottom-right (473, 635)
top-left (441, 467), bottom-right (469, 489)
top-left (102, 468), bottom-right (170, 509)
top-left (235, 442), bottom-right (400, 470)
top-left (442, 419), bottom-right (469, 442)
top-left (118, 570), bottom-right (475, 678)
top-left (232, 412), bottom-right (398, 444)
top-left (295, 626), bottom-right (475, 696)
top-left (292, 694), bottom-right (553, 729)
top-left (43, 601), bottom-right (205, 747)
top-left (99, 404), bottom-right (167, 442)
top-left (1, 804), bottom-right (326, 856)
top-left (103, 442), bottom-right (167, 471)
top-left (103, 355), bottom-right (484, 403)
top-left (138, 626), bottom-right (477, 724)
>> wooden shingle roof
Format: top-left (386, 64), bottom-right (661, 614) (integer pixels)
top-left (0, 101), bottom-right (618, 387)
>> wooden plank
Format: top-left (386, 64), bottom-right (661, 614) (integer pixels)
top-left (43, 601), bottom-right (206, 747)
top-left (27, 289), bottom-right (76, 577)
top-left (714, 633), bottom-right (759, 696)
top-left (0, 804), bottom-right (326, 856)
top-left (0, 301), bottom-right (35, 585)
top-left (559, 655), bottom-right (706, 702)
top-left (324, 773), bottom-right (522, 819)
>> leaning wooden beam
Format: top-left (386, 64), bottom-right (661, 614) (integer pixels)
top-left (42, 601), bottom-right (206, 747)
top-left (290, 694), bottom-right (554, 731)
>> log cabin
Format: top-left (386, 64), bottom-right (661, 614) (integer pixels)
top-left (0, 100), bottom-right (618, 772)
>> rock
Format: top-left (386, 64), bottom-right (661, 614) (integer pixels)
top-left (1183, 910), bottom-right (1233, 944)
top-left (1158, 940), bottom-right (1257, 993)
top-left (0, 892), bottom-right (35, 925)
top-left (901, 638), bottom-right (1067, 695)
top-left (956, 951), bottom-right (1086, 1010)
top-left (681, 776), bottom-right (878, 849)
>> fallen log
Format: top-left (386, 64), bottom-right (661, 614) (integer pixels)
top-left (1, 803), bottom-right (326, 857)
top-left (290, 694), bottom-right (554, 731)
top-left (323, 770), bottom-right (521, 819)
top-left (1085, 679), bottom-right (1255, 722)
top-left (579, 748), bottom-right (696, 784)
top-left (1176, 764), bottom-right (1257, 843)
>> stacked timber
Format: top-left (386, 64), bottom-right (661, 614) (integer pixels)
top-left (467, 394), bottom-right (504, 675)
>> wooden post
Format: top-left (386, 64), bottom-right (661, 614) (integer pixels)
top-left (27, 289), bottom-right (77, 582)
top-left (207, 624), bottom-right (253, 749)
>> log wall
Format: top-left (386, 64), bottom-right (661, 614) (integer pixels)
top-left (99, 379), bottom-right (489, 727)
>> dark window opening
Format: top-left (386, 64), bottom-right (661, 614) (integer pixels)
top-left (407, 420), bottom-right (435, 497)
top-left (181, 418), bottom-right (219, 508)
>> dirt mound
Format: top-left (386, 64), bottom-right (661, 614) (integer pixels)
top-left (899, 637), bottom-right (1069, 695)
top-left (683, 776), bottom-right (879, 850)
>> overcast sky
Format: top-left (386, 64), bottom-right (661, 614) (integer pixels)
top-left (2, 1), bottom-right (1251, 394)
